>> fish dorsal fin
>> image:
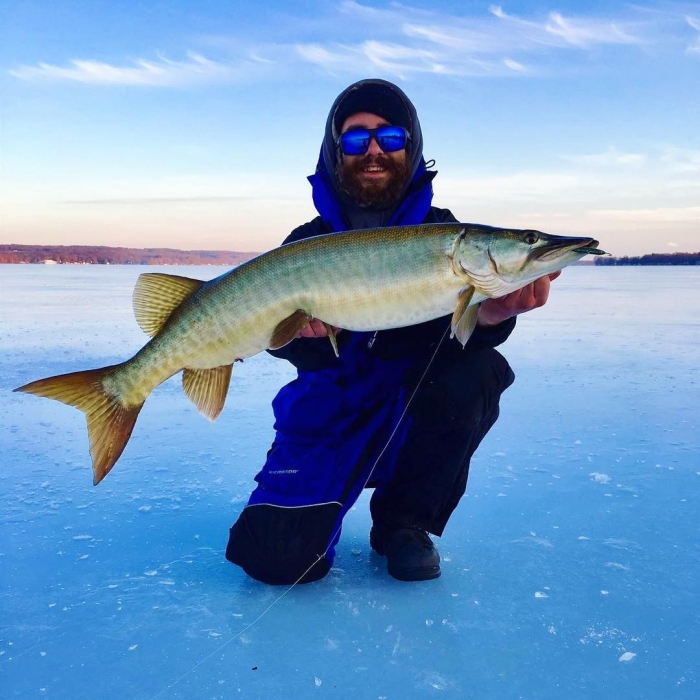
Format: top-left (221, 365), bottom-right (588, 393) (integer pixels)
top-left (451, 285), bottom-right (478, 347)
top-left (182, 365), bottom-right (233, 421)
top-left (269, 309), bottom-right (312, 350)
top-left (133, 273), bottom-right (205, 337)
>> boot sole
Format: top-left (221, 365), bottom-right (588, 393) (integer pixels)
top-left (387, 564), bottom-right (441, 582)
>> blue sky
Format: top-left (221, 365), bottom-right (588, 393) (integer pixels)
top-left (1, 0), bottom-right (699, 255)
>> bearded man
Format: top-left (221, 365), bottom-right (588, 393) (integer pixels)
top-left (226, 79), bottom-right (558, 584)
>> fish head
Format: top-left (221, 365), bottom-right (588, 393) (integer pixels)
top-left (454, 226), bottom-right (605, 297)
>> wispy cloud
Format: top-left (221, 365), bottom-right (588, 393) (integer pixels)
top-left (565, 147), bottom-right (647, 167)
top-left (438, 171), bottom-right (583, 202)
top-left (433, 141), bottom-right (700, 248)
top-left (63, 196), bottom-right (254, 205)
top-left (9, 3), bottom-right (678, 86)
top-left (659, 145), bottom-right (700, 173)
top-left (687, 16), bottom-right (700, 54)
top-left (491, 6), bottom-right (644, 49)
top-left (293, 2), bottom-right (659, 78)
top-left (545, 12), bottom-right (640, 47)
top-left (490, 5), bottom-right (642, 48)
top-left (9, 51), bottom-right (243, 86)
top-left (503, 58), bottom-right (526, 72)
top-left (589, 205), bottom-right (700, 223)
top-left (296, 41), bottom-right (446, 79)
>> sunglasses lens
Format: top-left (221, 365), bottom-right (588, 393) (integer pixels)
top-left (340, 131), bottom-right (370, 156)
top-left (376, 126), bottom-right (407, 152)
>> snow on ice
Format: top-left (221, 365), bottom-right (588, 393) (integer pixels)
top-left (1, 265), bottom-right (699, 699)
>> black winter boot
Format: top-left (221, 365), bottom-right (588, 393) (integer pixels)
top-left (370, 524), bottom-right (441, 581)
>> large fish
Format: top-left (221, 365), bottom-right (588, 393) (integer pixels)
top-left (15, 223), bottom-right (604, 484)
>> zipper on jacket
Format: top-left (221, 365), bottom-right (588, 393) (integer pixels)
top-left (367, 331), bottom-right (378, 349)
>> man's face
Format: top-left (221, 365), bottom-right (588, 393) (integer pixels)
top-left (338, 112), bottom-right (411, 208)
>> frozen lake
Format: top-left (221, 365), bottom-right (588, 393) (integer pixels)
top-left (2, 264), bottom-right (699, 699)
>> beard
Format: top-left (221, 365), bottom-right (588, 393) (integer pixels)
top-left (338, 153), bottom-right (412, 209)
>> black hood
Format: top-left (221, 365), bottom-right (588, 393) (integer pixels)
top-left (320, 78), bottom-right (425, 209)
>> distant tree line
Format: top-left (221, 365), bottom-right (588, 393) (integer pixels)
top-left (0, 244), bottom-right (259, 265)
top-left (595, 251), bottom-right (700, 266)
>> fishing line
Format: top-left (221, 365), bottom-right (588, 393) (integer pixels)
top-left (350, 321), bottom-right (452, 495)
top-left (150, 321), bottom-right (452, 699)
top-left (148, 567), bottom-right (318, 699)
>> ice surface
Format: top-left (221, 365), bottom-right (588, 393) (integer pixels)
top-left (1, 265), bottom-right (699, 699)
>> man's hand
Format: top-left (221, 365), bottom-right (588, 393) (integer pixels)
top-left (296, 318), bottom-right (342, 339)
top-left (477, 271), bottom-right (562, 327)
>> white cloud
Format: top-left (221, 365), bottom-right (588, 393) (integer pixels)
top-left (687, 16), bottom-right (700, 54)
top-left (295, 44), bottom-right (345, 68)
top-left (543, 11), bottom-right (641, 47)
top-left (668, 241), bottom-right (679, 247)
top-left (338, 0), bottom-right (392, 23)
top-left (659, 145), bottom-right (700, 173)
top-left (588, 206), bottom-right (700, 223)
top-left (295, 35), bottom-right (517, 78)
top-left (297, 40), bottom-right (446, 78)
top-left (490, 5), bottom-right (642, 48)
top-left (9, 52), bottom-right (239, 86)
top-left (437, 172), bottom-right (582, 201)
top-left (295, 3), bottom-right (652, 78)
top-left (9, 4), bottom-right (679, 86)
top-left (429, 148), bottom-right (700, 255)
top-left (565, 147), bottom-right (646, 167)
top-left (503, 58), bottom-right (527, 72)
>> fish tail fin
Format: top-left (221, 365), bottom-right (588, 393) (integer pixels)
top-left (14, 366), bottom-right (143, 485)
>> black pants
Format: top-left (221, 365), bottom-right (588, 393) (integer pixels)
top-left (370, 344), bottom-right (515, 536)
top-left (227, 345), bottom-right (515, 584)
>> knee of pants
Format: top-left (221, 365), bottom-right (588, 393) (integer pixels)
top-left (412, 347), bottom-right (515, 423)
top-left (226, 503), bottom-right (341, 585)
top-left (448, 345), bottom-right (514, 386)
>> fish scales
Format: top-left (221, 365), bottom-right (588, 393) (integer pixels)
top-left (101, 226), bottom-right (461, 406)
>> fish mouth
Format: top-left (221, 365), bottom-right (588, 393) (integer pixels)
top-left (574, 240), bottom-right (607, 256)
top-left (536, 236), bottom-right (605, 261)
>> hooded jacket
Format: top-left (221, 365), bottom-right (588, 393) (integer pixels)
top-left (270, 78), bottom-right (515, 370)
top-left (226, 81), bottom-right (515, 581)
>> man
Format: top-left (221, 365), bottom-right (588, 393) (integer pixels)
top-left (226, 79), bottom-right (558, 584)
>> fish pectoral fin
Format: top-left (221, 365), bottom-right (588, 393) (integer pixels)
top-left (14, 365), bottom-right (142, 485)
top-left (269, 309), bottom-right (312, 350)
top-left (182, 365), bottom-right (233, 421)
top-left (451, 285), bottom-right (479, 347)
top-left (322, 323), bottom-right (340, 357)
top-left (133, 273), bottom-right (205, 337)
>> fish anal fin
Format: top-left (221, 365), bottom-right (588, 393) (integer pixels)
top-left (133, 273), bottom-right (205, 337)
top-left (14, 366), bottom-right (142, 485)
top-left (451, 286), bottom-right (478, 347)
top-left (269, 309), bottom-right (312, 350)
top-left (322, 323), bottom-right (340, 357)
top-left (182, 365), bottom-right (233, 421)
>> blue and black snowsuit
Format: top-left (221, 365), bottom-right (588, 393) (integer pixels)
top-left (226, 79), bottom-right (516, 584)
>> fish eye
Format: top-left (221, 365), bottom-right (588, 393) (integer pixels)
top-left (523, 231), bottom-right (539, 245)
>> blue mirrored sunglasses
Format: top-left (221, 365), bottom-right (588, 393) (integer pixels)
top-left (338, 126), bottom-right (410, 156)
